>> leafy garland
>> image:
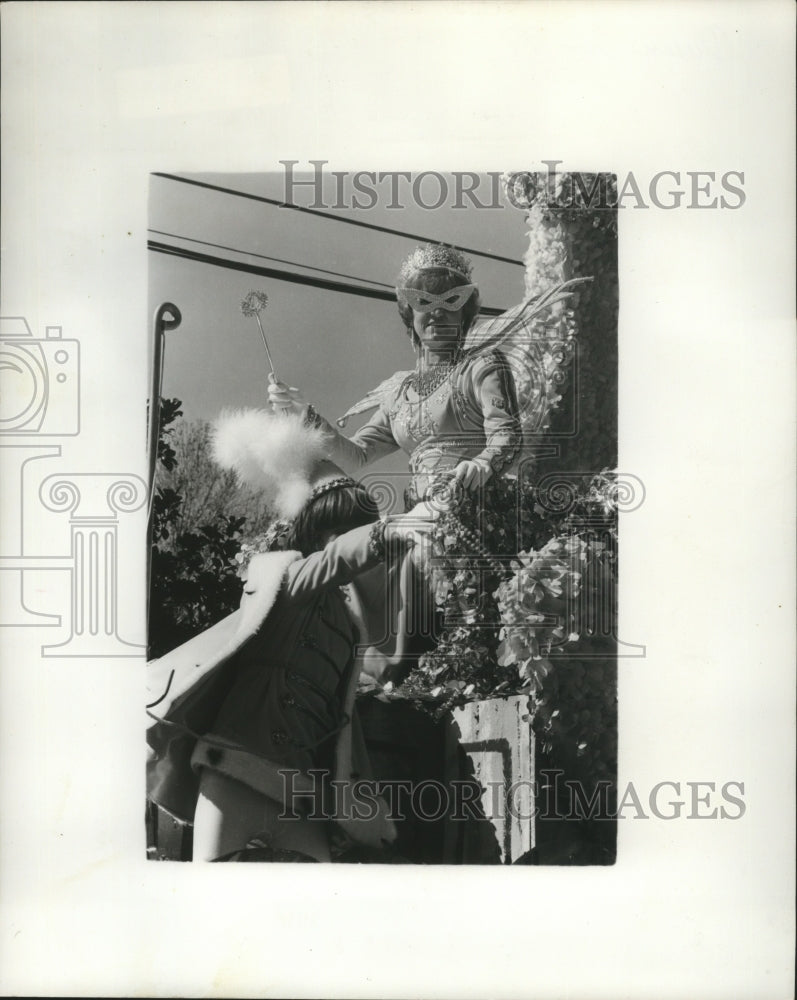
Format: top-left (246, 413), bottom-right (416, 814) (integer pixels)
top-left (369, 472), bottom-right (618, 787)
top-left (235, 519), bottom-right (294, 574)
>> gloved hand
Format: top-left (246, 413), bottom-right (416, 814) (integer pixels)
top-left (451, 458), bottom-right (492, 492)
top-left (266, 376), bottom-right (308, 417)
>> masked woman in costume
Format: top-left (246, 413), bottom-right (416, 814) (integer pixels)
top-left (268, 243), bottom-right (590, 688)
top-left (146, 408), bottom-right (433, 862)
top-left (267, 244), bottom-right (528, 679)
top-left (269, 242), bottom-right (523, 508)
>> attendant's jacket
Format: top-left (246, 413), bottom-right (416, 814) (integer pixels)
top-left (146, 523), bottom-right (403, 849)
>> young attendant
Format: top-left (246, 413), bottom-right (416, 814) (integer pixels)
top-left (146, 409), bottom-right (433, 862)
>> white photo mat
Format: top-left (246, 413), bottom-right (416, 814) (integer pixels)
top-left (1, 2), bottom-right (794, 997)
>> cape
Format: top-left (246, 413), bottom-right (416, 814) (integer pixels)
top-left (146, 549), bottom-right (397, 849)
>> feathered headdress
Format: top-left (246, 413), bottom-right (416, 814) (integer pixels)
top-left (211, 409), bottom-right (332, 519)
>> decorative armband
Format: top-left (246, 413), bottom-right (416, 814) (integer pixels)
top-left (367, 516), bottom-right (389, 561)
top-left (303, 404), bottom-right (327, 430)
top-left (485, 440), bottom-right (521, 474)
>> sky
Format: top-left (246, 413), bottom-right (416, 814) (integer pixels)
top-left (147, 170), bottom-right (532, 480)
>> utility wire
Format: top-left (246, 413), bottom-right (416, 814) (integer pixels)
top-left (151, 172), bottom-right (524, 269)
top-left (148, 228), bottom-right (395, 289)
top-left (147, 239), bottom-right (507, 315)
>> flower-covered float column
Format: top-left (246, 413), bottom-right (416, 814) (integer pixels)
top-left (502, 173), bottom-right (620, 857)
top-left (512, 171), bottom-right (619, 475)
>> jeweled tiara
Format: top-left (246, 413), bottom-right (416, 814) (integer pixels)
top-left (398, 243), bottom-right (474, 284)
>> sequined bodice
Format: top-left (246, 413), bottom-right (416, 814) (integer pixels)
top-left (385, 362), bottom-right (500, 484)
top-left (387, 375), bottom-right (463, 450)
top-left (324, 351), bottom-right (522, 499)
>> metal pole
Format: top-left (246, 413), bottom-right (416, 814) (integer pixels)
top-left (146, 302), bottom-right (181, 658)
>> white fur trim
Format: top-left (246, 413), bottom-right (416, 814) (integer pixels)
top-left (211, 408), bottom-right (329, 518)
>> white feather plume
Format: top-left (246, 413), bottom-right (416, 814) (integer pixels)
top-left (211, 408), bottom-right (330, 518)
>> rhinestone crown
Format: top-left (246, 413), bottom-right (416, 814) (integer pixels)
top-left (398, 243), bottom-right (473, 284)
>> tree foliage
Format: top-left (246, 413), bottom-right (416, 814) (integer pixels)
top-left (147, 398), bottom-right (272, 659)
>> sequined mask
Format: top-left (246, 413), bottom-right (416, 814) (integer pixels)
top-left (396, 284), bottom-right (476, 313)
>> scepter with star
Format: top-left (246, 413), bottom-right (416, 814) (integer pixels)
top-left (240, 289), bottom-right (277, 384)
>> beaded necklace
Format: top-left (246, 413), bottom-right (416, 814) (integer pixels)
top-left (408, 347), bottom-right (465, 399)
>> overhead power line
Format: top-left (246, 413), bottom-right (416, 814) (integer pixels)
top-left (151, 172), bottom-right (524, 269)
top-left (148, 228), bottom-right (395, 289)
top-left (147, 239), bottom-right (507, 316)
